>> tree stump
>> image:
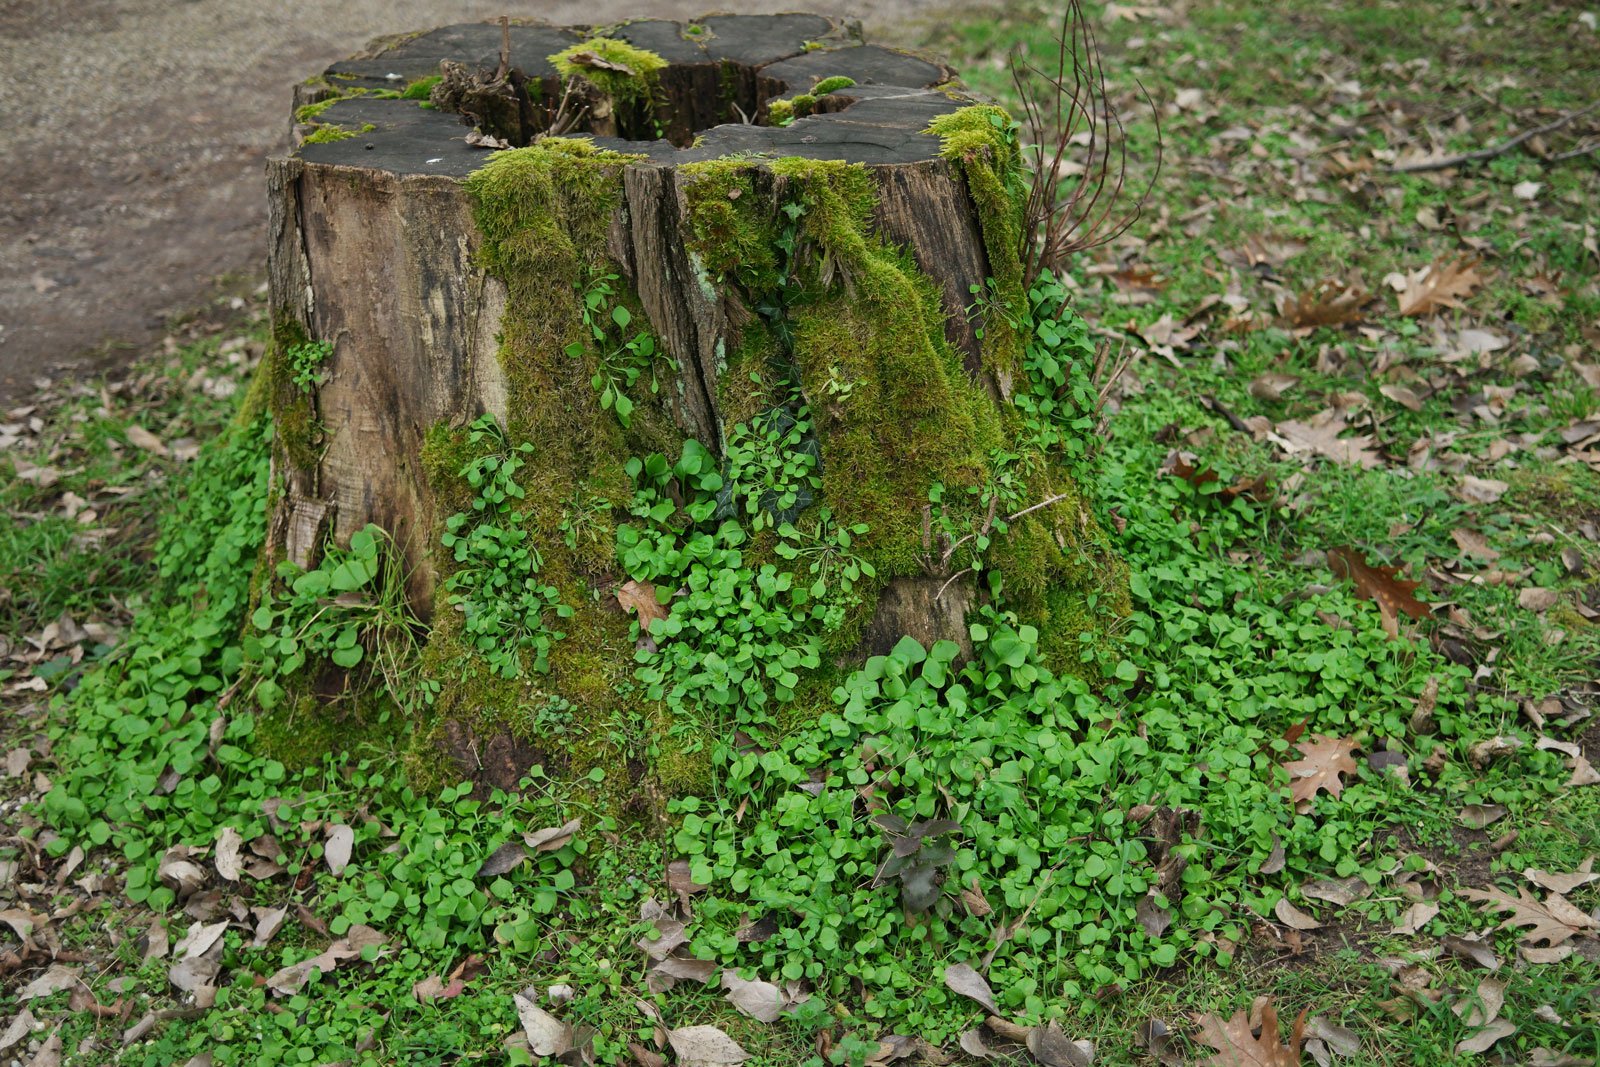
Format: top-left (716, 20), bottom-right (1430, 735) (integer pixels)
top-left (262, 13), bottom-right (1124, 794)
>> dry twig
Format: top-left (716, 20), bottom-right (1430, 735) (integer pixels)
top-left (1391, 99), bottom-right (1600, 173)
top-left (1011, 0), bottom-right (1161, 289)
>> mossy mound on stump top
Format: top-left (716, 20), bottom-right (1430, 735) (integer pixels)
top-left (261, 12), bottom-right (1126, 799)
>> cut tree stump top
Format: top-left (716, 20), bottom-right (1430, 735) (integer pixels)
top-left (295, 13), bottom-right (964, 177)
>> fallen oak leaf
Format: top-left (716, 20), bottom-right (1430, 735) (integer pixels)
top-left (1440, 932), bottom-right (1501, 971)
top-left (1327, 546), bottom-right (1430, 635)
top-left (1276, 281), bottom-right (1369, 330)
top-left (616, 580), bottom-right (670, 633)
top-left (514, 991), bottom-right (573, 1057)
top-left (0, 1008), bottom-right (37, 1052)
top-left (475, 840), bottom-right (527, 879)
top-left (1455, 1018), bottom-right (1516, 1056)
top-left (1394, 254), bottom-right (1485, 317)
top-left (1452, 976), bottom-right (1506, 1029)
top-left (1273, 410), bottom-right (1382, 469)
top-left (1523, 859), bottom-right (1598, 895)
top-left (1194, 999), bottom-right (1305, 1066)
top-left (1282, 735), bottom-right (1359, 810)
top-left (1273, 898), bottom-right (1322, 930)
top-left (1301, 876), bottom-right (1371, 907)
top-left (1460, 886), bottom-right (1598, 945)
top-left (721, 971), bottom-right (807, 1023)
top-left (1026, 1021), bottom-right (1094, 1066)
top-left (214, 826), bottom-right (244, 882)
top-left (324, 823), bottom-right (354, 876)
top-left (17, 964), bottom-right (78, 1001)
top-left (1392, 900), bottom-right (1440, 936)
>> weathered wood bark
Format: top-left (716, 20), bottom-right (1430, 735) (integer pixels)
top-left (264, 13), bottom-right (1123, 790)
top-left (272, 15), bottom-right (996, 617)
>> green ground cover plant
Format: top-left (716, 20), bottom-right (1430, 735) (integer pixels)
top-left (1, 0), bottom-right (1597, 1064)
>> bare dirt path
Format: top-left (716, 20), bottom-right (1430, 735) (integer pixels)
top-left (0, 0), bottom-right (930, 403)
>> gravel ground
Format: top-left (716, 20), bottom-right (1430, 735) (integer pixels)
top-left (0, 0), bottom-right (935, 403)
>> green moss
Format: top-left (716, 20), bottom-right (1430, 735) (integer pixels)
top-left (264, 318), bottom-right (323, 472)
top-left (401, 74), bottom-right (441, 100)
top-left (300, 122), bottom-right (375, 145)
top-left (253, 679), bottom-right (403, 771)
top-left (400, 139), bottom-right (687, 812)
top-left (550, 37), bottom-right (668, 108)
top-left (680, 160), bottom-right (779, 293)
top-left (766, 99), bottom-right (795, 126)
top-left (678, 150), bottom-right (1123, 660)
top-left (294, 89), bottom-right (396, 123)
top-left (926, 105), bottom-right (1030, 388)
top-left (813, 76), bottom-right (856, 95)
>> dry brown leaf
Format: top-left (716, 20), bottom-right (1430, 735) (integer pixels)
top-left (1273, 410), bottom-right (1382, 469)
top-left (1452, 976), bottom-right (1506, 1029)
top-left (0, 1008), bottom-right (37, 1053)
top-left (125, 424), bottom-right (169, 456)
top-left (1441, 932), bottom-right (1501, 971)
top-left (1456, 1018), bottom-right (1515, 1056)
top-left (17, 964), bottom-right (78, 1001)
top-left (1274, 898), bottom-right (1322, 930)
top-left (1523, 859), bottom-right (1598, 895)
top-left (515, 992), bottom-right (573, 1057)
top-left (617, 580), bottom-right (670, 633)
top-left (1468, 736), bottom-right (1521, 768)
top-left (942, 962), bottom-right (999, 1014)
top-left (1194, 1000), bottom-right (1305, 1067)
top-left (523, 817), bottom-right (581, 852)
top-left (1327, 546), bottom-right (1429, 635)
top-left (1301, 876), bottom-right (1371, 907)
top-left (324, 824), bottom-right (354, 876)
top-left (23, 1028), bottom-right (60, 1067)
top-left (1459, 803), bottom-right (1507, 829)
top-left (1396, 255), bottom-right (1484, 317)
top-left (1519, 588), bottom-right (1558, 612)
top-left (1392, 900), bottom-right (1440, 935)
top-left (1283, 735), bottom-right (1359, 809)
top-left (668, 1024), bottom-right (749, 1067)
top-left (1450, 529), bottom-right (1499, 562)
top-left (1277, 282), bottom-right (1369, 329)
top-left (1250, 373), bottom-right (1301, 401)
top-left (264, 923), bottom-right (386, 995)
top-left (564, 49), bottom-right (638, 75)
top-left (214, 826), bottom-right (244, 882)
top-left (1380, 383), bottom-right (1423, 411)
top-left (1459, 476), bottom-right (1508, 504)
top-left (1460, 886), bottom-right (1598, 946)
top-left (475, 841), bottom-right (527, 878)
top-left (721, 971), bottom-right (807, 1023)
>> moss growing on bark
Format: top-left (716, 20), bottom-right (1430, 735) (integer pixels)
top-left (400, 139), bottom-right (691, 808)
top-left (264, 318), bottom-right (323, 473)
top-left (926, 105), bottom-right (1030, 390)
top-left (550, 38), bottom-right (668, 118)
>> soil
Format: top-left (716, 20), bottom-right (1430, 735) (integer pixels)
top-left (0, 0), bottom-right (934, 405)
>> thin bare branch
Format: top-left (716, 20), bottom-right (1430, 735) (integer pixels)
top-left (1010, 0), bottom-right (1162, 290)
top-left (1390, 98), bottom-right (1600, 173)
